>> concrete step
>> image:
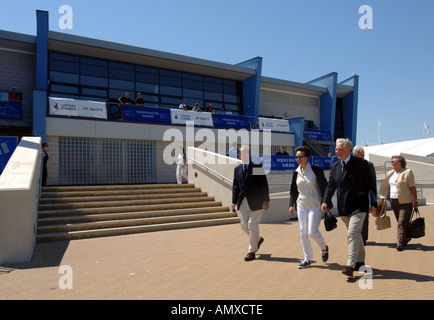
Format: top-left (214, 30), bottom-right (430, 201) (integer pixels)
top-left (36, 217), bottom-right (240, 243)
top-left (37, 184), bottom-right (239, 243)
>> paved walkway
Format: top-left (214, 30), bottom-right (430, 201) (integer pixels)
top-left (1, 206), bottom-right (433, 300)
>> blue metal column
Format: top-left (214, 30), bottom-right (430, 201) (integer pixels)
top-left (236, 57), bottom-right (263, 118)
top-left (33, 10), bottom-right (48, 141)
top-left (306, 72), bottom-right (338, 140)
top-left (340, 75), bottom-right (360, 144)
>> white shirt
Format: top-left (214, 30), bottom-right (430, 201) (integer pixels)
top-left (177, 153), bottom-right (185, 166)
top-left (295, 163), bottom-right (321, 210)
top-left (389, 171), bottom-right (399, 199)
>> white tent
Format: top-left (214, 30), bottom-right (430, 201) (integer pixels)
top-left (364, 138), bottom-right (434, 161)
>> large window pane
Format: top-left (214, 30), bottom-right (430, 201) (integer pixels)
top-left (81, 75), bottom-right (108, 87)
top-left (50, 71), bottom-right (79, 84)
top-left (160, 86), bottom-right (181, 96)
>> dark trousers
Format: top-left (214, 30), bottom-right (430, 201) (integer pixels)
top-left (391, 199), bottom-right (413, 247)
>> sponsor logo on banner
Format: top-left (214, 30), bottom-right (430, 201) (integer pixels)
top-left (170, 109), bottom-right (214, 127)
top-left (49, 97), bottom-right (107, 119)
top-left (258, 117), bottom-right (290, 133)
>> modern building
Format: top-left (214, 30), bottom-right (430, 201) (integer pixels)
top-left (0, 10), bottom-right (359, 185)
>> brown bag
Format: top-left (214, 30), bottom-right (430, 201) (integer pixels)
top-left (373, 199), bottom-right (387, 218)
top-left (375, 211), bottom-right (391, 230)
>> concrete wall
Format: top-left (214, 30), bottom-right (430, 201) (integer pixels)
top-left (188, 147), bottom-right (295, 223)
top-left (0, 137), bottom-right (41, 264)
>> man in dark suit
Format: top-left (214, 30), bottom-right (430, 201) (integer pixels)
top-left (321, 139), bottom-right (376, 278)
top-left (232, 145), bottom-right (270, 261)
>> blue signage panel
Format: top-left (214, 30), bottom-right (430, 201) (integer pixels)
top-left (122, 105), bottom-right (172, 124)
top-left (0, 136), bottom-right (18, 173)
top-left (304, 129), bottom-right (332, 141)
top-left (212, 114), bottom-right (250, 130)
top-left (312, 156), bottom-right (333, 171)
top-left (0, 101), bottom-right (23, 120)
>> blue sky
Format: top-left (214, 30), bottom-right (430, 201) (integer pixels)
top-left (1, 0), bottom-right (433, 146)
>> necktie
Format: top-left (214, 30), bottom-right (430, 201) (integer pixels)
top-left (243, 164), bottom-right (247, 177)
top-left (342, 161), bottom-right (346, 173)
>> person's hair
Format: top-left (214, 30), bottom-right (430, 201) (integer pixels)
top-left (295, 146), bottom-right (311, 158)
top-left (392, 154), bottom-right (406, 168)
top-left (353, 145), bottom-right (365, 156)
top-left (336, 138), bottom-right (353, 151)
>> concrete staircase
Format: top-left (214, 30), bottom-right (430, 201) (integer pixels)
top-left (37, 184), bottom-right (239, 243)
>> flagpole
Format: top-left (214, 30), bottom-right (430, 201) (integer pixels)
top-left (378, 117), bottom-right (381, 145)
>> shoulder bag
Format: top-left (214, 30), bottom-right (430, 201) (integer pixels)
top-left (375, 211), bottom-right (391, 230)
top-left (408, 208), bottom-right (425, 238)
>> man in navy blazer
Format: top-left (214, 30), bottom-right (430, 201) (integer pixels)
top-left (232, 145), bottom-right (270, 261)
top-left (321, 138), bottom-right (376, 278)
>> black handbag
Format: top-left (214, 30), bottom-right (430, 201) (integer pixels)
top-left (324, 211), bottom-right (338, 231)
top-left (408, 208), bottom-right (425, 238)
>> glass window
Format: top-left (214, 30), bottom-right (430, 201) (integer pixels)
top-left (81, 75), bottom-right (108, 87)
top-left (204, 91), bottom-right (223, 101)
top-left (160, 69), bottom-right (181, 78)
top-left (81, 57), bottom-right (107, 67)
top-left (50, 71), bottom-right (79, 84)
top-left (81, 64), bottom-right (108, 77)
top-left (110, 61), bottom-right (134, 71)
top-left (136, 65), bottom-right (158, 74)
top-left (82, 87), bottom-right (107, 97)
top-left (204, 82), bottom-right (223, 92)
top-left (160, 86), bottom-right (181, 96)
top-left (224, 93), bottom-right (240, 103)
top-left (183, 88), bottom-right (203, 99)
top-left (51, 84), bottom-right (79, 94)
top-left (160, 76), bottom-right (181, 87)
top-left (183, 79), bottom-right (202, 90)
top-left (161, 96), bottom-right (182, 105)
top-left (136, 72), bottom-right (159, 84)
top-left (50, 60), bottom-right (79, 73)
top-left (109, 79), bottom-right (134, 90)
top-left (50, 52), bottom-right (79, 62)
top-left (136, 82), bottom-right (159, 94)
top-left (183, 73), bottom-right (203, 81)
top-left (109, 68), bottom-right (134, 81)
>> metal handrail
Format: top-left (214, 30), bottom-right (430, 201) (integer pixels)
top-left (188, 157), bottom-right (234, 184)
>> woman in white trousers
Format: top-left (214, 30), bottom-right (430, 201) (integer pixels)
top-left (176, 147), bottom-right (188, 184)
top-left (289, 146), bottom-right (329, 269)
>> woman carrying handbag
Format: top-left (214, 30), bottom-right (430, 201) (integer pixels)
top-left (379, 155), bottom-right (419, 251)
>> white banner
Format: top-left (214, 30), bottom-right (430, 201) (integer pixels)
top-left (49, 97), bottom-right (107, 119)
top-left (258, 117), bottom-right (290, 133)
top-left (170, 109), bottom-right (214, 127)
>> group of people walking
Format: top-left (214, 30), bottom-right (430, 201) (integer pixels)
top-left (231, 139), bottom-right (419, 278)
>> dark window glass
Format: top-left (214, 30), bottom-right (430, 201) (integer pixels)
top-left (109, 79), bottom-right (134, 90)
top-left (160, 69), bottom-right (181, 78)
top-left (109, 68), bottom-right (134, 80)
top-left (81, 64), bottom-right (108, 77)
top-left (82, 87), bottom-right (107, 97)
top-left (183, 79), bottom-right (202, 90)
top-left (81, 75), bottom-right (108, 87)
top-left (50, 60), bottom-right (79, 73)
top-left (136, 65), bottom-right (158, 74)
top-left (81, 57), bottom-right (107, 67)
top-left (136, 72), bottom-right (159, 84)
top-left (183, 88), bottom-right (203, 99)
top-left (50, 52), bottom-right (79, 62)
top-left (160, 76), bottom-right (181, 87)
top-left (136, 82), bottom-right (159, 94)
top-left (51, 84), bottom-right (79, 94)
top-left (50, 71), bottom-right (79, 84)
top-left (204, 82), bottom-right (223, 92)
top-left (204, 91), bottom-right (223, 101)
top-left (160, 86), bottom-right (181, 96)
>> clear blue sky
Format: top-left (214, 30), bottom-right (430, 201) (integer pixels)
top-left (1, 0), bottom-right (433, 146)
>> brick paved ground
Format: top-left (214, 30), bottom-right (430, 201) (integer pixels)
top-left (1, 205), bottom-right (433, 300)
